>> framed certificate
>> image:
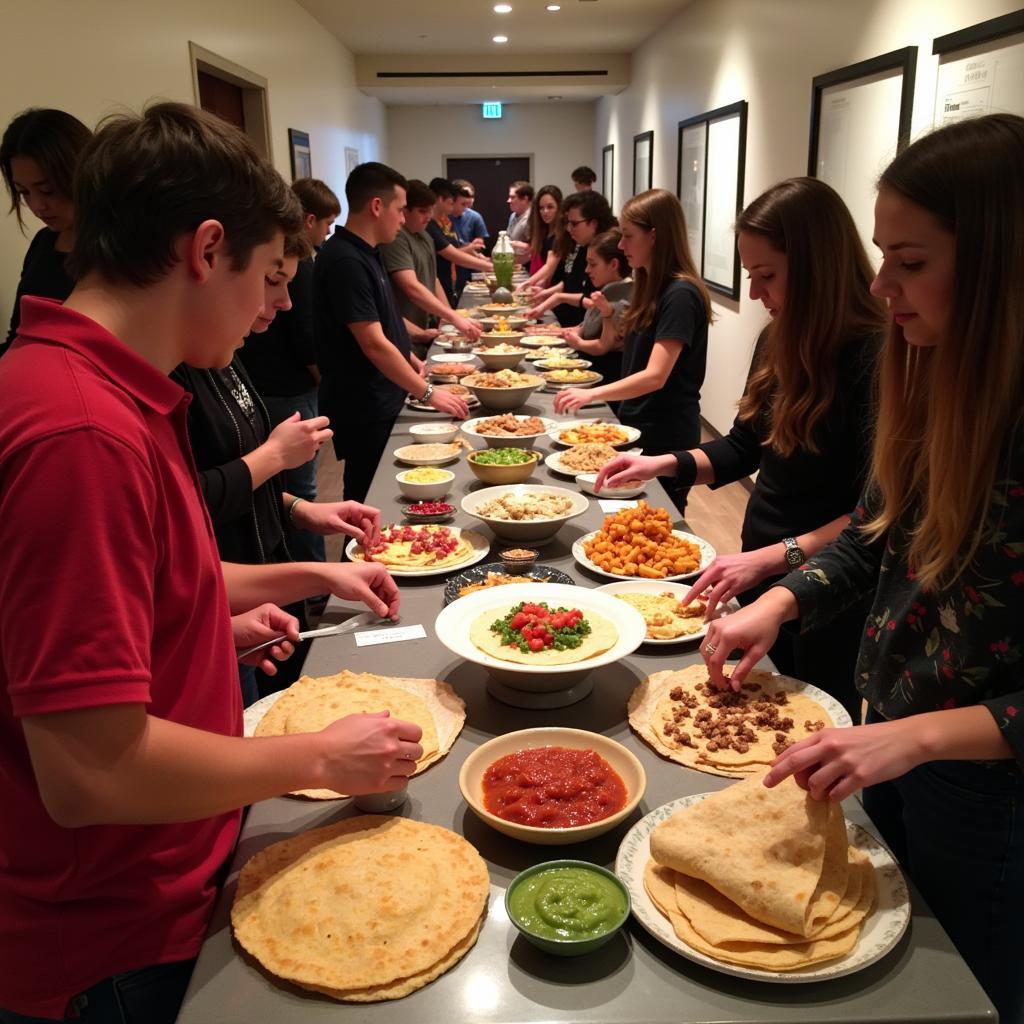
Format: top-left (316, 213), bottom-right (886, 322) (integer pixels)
top-left (633, 131), bottom-right (653, 195)
top-left (602, 143), bottom-right (615, 205)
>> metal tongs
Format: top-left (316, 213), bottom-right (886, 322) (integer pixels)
top-left (237, 611), bottom-right (396, 659)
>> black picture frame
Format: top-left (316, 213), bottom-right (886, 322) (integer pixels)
top-left (632, 130), bottom-right (653, 194)
top-left (807, 48), bottom-right (917, 176)
top-left (602, 143), bottom-right (614, 203)
top-left (288, 128), bottom-right (311, 180)
top-left (675, 101), bottom-right (748, 301)
top-left (933, 8), bottom-right (1024, 55)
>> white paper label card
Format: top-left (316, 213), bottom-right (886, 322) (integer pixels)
top-left (354, 624), bottom-right (427, 647)
top-left (598, 499), bottom-right (641, 514)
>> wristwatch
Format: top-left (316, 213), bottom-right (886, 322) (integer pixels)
top-left (420, 383), bottom-right (435, 404)
top-left (783, 537), bottom-right (805, 569)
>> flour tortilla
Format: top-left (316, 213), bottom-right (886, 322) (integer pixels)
top-left (353, 529), bottom-right (474, 570)
top-left (232, 816), bottom-right (489, 1000)
top-left (628, 666), bottom-right (834, 779)
top-left (644, 861), bottom-right (861, 971)
top-left (649, 774), bottom-right (841, 937)
top-left (254, 671), bottom-right (465, 799)
top-left (469, 604), bottom-right (618, 665)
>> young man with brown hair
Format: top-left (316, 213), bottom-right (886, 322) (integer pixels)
top-left (238, 177), bottom-right (341, 566)
top-left (0, 105), bottom-right (420, 1024)
top-left (314, 163), bottom-right (470, 504)
top-left (506, 179), bottom-right (535, 264)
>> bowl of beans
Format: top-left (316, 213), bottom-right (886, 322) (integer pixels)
top-left (467, 447), bottom-right (541, 485)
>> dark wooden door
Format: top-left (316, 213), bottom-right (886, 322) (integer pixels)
top-left (197, 70), bottom-right (245, 130)
top-left (445, 156), bottom-right (531, 251)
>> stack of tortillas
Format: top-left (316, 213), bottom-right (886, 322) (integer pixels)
top-left (645, 775), bottom-right (875, 971)
top-left (233, 816), bottom-right (489, 1001)
top-left (628, 665), bottom-right (835, 778)
top-left (254, 671), bottom-right (465, 798)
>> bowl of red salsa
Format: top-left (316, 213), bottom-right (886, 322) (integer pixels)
top-left (458, 726), bottom-right (646, 844)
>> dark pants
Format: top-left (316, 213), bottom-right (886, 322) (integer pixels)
top-left (739, 582), bottom-right (867, 725)
top-left (862, 732), bottom-right (1024, 1024)
top-left (0, 959), bottom-right (195, 1024)
top-left (333, 417), bottom-right (395, 505)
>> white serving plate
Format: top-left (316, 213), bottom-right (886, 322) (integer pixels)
top-left (572, 528), bottom-right (716, 582)
top-left (595, 580), bottom-right (741, 646)
top-left (461, 414), bottom-right (557, 449)
top-left (346, 526), bottom-right (490, 578)
top-left (542, 372), bottom-right (604, 391)
top-left (615, 795), bottom-right (910, 983)
top-left (544, 447), bottom-right (642, 477)
top-left (434, 582), bottom-right (647, 686)
top-left (392, 443), bottom-right (462, 466)
top-left (574, 472), bottom-right (647, 499)
top-left (548, 420), bottom-right (642, 448)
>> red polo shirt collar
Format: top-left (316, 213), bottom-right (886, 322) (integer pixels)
top-left (14, 296), bottom-right (186, 416)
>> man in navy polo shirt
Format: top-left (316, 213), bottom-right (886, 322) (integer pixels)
top-left (314, 162), bottom-right (469, 504)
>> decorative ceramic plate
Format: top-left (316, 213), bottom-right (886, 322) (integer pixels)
top-left (442, 562), bottom-right (575, 605)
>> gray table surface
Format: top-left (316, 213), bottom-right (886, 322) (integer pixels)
top-left (178, 349), bottom-right (995, 1023)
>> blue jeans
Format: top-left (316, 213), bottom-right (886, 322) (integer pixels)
top-left (0, 958), bottom-right (195, 1024)
top-left (261, 391), bottom-right (325, 565)
top-left (863, 713), bottom-right (1024, 1023)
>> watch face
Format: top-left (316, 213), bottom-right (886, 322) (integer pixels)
top-left (785, 546), bottom-right (804, 568)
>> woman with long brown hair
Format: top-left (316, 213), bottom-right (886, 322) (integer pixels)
top-left (518, 184), bottom-right (563, 286)
top-left (699, 114), bottom-right (1024, 1023)
top-left (555, 188), bottom-right (711, 513)
top-left (597, 177), bottom-right (885, 718)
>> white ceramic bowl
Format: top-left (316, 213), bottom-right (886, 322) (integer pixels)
top-left (478, 331), bottom-right (526, 349)
top-left (434, 582), bottom-right (647, 694)
top-left (473, 347), bottom-right (528, 371)
top-left (395, 468), bottom-right (455, 500)
top-left (575, 473), bottom-right (647, 499)
top-left (460, 484), bottom-right (589, 544)
top-left (409, 422), bottom-right (459, 444)
top-left (462, 373), bottom-right (545, 411)
top-left (458, 727), bottom-right (647, 845)
top-left (461, 414), bottom-right (556, 450)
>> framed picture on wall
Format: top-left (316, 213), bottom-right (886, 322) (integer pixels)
top-left (932, 9), bottom-right (1024, 125)
top-left (602, 143), bottom-right (614, 204)
top-left (345, 146), bottom-right (360, 176)
top-left (808, 48), bottom-right (917, 257)
top-left (288, 129), bottom-right (311, 180)
top-left (675, 101), bottom-right (747, 300)
top-left (632, 131), bottom-right (653, 195)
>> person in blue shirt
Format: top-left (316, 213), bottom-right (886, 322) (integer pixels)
top-left (449, 179), bottom-right (488, 300)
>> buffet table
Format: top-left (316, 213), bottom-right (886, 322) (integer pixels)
top-left (177, 360), bottom-right (995, 1023)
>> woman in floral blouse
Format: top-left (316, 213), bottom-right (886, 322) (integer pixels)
top-left (701, 114), bottom-right (1024, 1021)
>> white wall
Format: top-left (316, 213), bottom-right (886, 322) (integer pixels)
top-left (386, 102), bottom-right (596, 198)
top-left (596, 0), bottom-right (1022, 436)
top-left (0, 0), bottom-right (386, 334)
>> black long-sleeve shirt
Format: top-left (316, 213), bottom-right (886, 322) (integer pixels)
top-left (237, 258), bottom-right (316, 397)
top-left (673, 332), bottom-right (880, 552)
top-left (4, 229), bottom-right (74, 353)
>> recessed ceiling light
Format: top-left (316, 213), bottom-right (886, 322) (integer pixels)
top-left (546, 4), bottom-right (561, 10)
top-left (493, 3), bottom-right (512, 11)
top-left (493, 34), bottom-right (508, 43)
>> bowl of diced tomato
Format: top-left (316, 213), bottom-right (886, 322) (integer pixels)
top-left (458, 726), bottom-right (646, 844)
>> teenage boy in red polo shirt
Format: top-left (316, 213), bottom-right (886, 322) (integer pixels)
top-left (0, 104), bottom-right (422, 1024)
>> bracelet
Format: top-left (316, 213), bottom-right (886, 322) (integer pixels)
top-left (420, 383), bottom-right (435, 403)
top-left (287, 496), bottom-right (306, 523)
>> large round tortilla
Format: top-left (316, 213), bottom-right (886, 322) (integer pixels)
top-left (254, 671), bottom-right (465, 799)
top-left (232, 816), bottom-right (489, 1000)
top-left (628, 665), bottom-right (834, 778)
top-left (469, 605), bottom-right (618, 665)
top-left (354, 531), bottom-right (475, 570)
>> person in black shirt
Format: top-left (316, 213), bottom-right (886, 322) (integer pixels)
top-left (425, 177), bottom-right (491, 309)
top-left (238, 177), bottom-right (341, 565)
top-left (526, 191), bottom-right (616, 331)
top-left (596, 179), bottom-right (887, 721)
top-left (315, 163), bottom-right (469, 504)
top-left (556, 189), bottom-right (709, 514)
top-left (1, 108), bottom-right (91, 352)
top-left (174, 232), bottom-right (390, 704)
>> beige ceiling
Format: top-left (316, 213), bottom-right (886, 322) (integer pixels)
top-left (295, 0), bottom-right (689, 101)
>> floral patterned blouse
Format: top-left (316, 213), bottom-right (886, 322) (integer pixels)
top-left (776, 428), bottom-right (1024, 769)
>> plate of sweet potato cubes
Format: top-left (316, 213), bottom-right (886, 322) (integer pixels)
top-left (572, 501), bottom-right (715, 581)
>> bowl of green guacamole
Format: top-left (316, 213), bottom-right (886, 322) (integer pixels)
top-left (505, 859), bottom-right (630, 956)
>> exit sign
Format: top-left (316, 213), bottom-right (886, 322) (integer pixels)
top-left (482, 102), bottom-right (503, 119)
